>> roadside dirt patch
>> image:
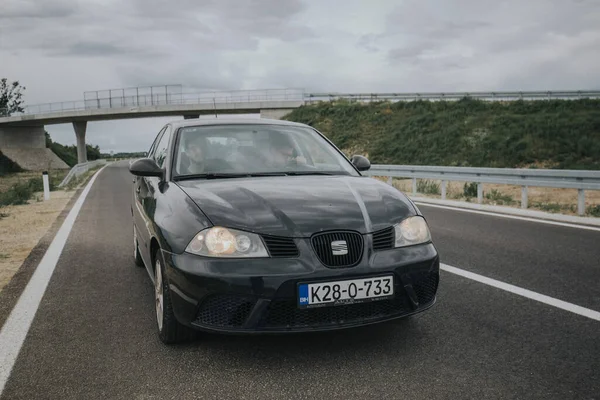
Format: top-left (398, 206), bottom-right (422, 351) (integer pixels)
top-left (0, 190), bottom-right (76, 292)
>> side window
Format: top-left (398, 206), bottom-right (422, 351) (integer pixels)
top-left (153, 126), bottom-right (172, 168)
top-left (148, 127), bottom-right (166, 158)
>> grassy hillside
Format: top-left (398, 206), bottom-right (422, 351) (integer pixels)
top-left (45, 132), bottom-right (102, 167)
top-left (283, 98), bottom-right (600, 170)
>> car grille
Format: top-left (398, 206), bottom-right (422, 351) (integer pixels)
top-left (412, 272), bottom-right (439, 304)
top-left (264, 297), bottom-right (408, 329)
top-left (262, 236), bottom-right (299, 257)
top-left (311, 231), bottom-right (364, 268)
top-left (195, 294), bottom-right (256, 328)
top-left (372, 226), bottom-right (395, 250)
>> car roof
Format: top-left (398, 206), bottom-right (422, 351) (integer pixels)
top-left (168, 117), bottom-right (310, 130)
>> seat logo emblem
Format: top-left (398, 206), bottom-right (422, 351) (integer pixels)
top-left (331, 240), bottom-right (348, 255)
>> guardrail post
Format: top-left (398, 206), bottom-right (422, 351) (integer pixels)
top-left (441, 180), bottom-right (447, 200)
top-left (477, 183), bottom-right (483, 204)
top-left (578, 189), bottom-right (585, 216)
top-left (387, 176), bottom-right (392, 185)
top-left (412, 178), bottom-right (417, 195)
top-left (521, 186), bottom-right (528, 209)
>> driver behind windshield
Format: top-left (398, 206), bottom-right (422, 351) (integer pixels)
top-left (266, 133), bottom-right (307, 168)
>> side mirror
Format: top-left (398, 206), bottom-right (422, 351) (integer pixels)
top-left (351, 155), bottom-right (371, 171)
top-left (129, 158), bottom-right (163, 178)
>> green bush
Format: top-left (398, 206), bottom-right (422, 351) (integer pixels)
top-left (0, 181), bottom-right (33, 206)
top-left (587, 205), bottom-right (600, 217)
top-left (45, 132), bottom-right (102, 167)
top-left (463, 182), bottom-right (478, 198)
top-left (0, 174), bottom-right (60, 207)
top-left (417, 179), bottom-right (440, 195)
top-left (28, 175), bottom-right (59, 192)
top-left (485, 189), bottom-right (514, 204)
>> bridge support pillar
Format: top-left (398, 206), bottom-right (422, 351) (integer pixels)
top-left (73, 121), bottom-right (87, 164)
top-left (260, 109), bottom-right (294, 120)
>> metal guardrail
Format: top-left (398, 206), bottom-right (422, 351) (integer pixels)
top-left (365, 165), bottom-right (600, 216)
top-left (306, 90), bottom-right (600, 102)
top-left (2, 88), bottom-right (599, 118)
top-left (58, 159), bottom-right (107, 188)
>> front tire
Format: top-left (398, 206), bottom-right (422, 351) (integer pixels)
top-left (154, 248), bottom-right (195, 344)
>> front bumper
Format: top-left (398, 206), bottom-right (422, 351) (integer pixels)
top-left (163, 242), bottom-right (440, 334)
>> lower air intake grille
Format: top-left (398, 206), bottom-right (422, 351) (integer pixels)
top-left (264, 297), bottom-right (408, 329)
top-left (311, 231), bottom-right (364, 268)
top-left (412, 272), bottom-right (439, 304)
top-left (195, 295), bottom-right (256, 328)
top-left (262, 236), bottom-right (299, 257)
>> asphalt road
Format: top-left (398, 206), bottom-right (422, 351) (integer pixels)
top-left (2, 161), bottom-right (599, 399)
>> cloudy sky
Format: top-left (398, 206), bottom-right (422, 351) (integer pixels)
top-left (1, 0), bottom-right (599, 152)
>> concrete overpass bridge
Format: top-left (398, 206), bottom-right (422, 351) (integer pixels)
top-left (0, 86), bottom-right (305, 169)
top-left (1, 85), bottom-right (598, 170)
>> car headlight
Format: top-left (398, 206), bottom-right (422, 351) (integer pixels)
top-left (394, 216), bottom-right (431, 247)
top-left (185, 226), bottom-right (269, 258)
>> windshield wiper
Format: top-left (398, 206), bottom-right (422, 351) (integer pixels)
top-left (174, 173), bottom-right (250, 181)
top-left (173, 172), bottom-right (287, 181)
top-left (284, 171), bottom-right (339, 176)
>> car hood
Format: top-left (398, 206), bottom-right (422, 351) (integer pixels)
top-left (176, 175), bottom-right (417, 237)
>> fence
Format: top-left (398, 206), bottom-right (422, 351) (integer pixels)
top-left (365, 165), bottom-right (600, 216)
top-left (58, 159), bottom-right (107, 188)
top-left (7, 87), bottom-right (306, 116)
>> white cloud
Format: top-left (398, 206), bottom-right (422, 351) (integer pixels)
top-left (1, 0), bottom-right (599, 151)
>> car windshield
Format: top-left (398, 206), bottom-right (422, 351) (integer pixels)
top-left (172, 123), bottom-right (360, 178)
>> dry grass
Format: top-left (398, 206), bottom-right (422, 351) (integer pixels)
top-left (0, 190), bottom-right (75, 292)
top-left (0, 172), bottom-right (40, 193)
top-left (373, 177), bottom-right (600, 217)
top-left (0, 165), bottom-right (105, 293)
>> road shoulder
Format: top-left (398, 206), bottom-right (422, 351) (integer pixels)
top-left (0, 186), bottom-right (84, 331)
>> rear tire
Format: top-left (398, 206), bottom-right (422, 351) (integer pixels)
top-left (154, 248), bottom-right (196, 344)
top-left (133, 225), bottom-right (144, 267)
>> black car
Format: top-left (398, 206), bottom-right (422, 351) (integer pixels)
top-left (130, 118), bottom-right (440, 344)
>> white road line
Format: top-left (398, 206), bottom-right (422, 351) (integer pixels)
top-left (0, 166), bottom-right (107, 396)
top-left (416, 202), bottom-right (600, 232)
top-left (441, 263), bottom-right (600, 322)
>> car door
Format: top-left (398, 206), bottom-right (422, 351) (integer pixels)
top-left (133, 126), bottom-right (166, 266)
top-left (137, 125), bottom-right (173, 265)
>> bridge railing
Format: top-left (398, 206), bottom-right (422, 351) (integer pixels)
top-left (366, 165), bottom-right (600, 216)
top-left (4, 88), bottom-right (306, 117)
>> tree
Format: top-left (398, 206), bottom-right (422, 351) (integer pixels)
top-left (0, 78), bottom-right (26, 117)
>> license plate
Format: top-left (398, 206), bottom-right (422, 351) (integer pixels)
top-left (298, 275), bottom-right (394, 308)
